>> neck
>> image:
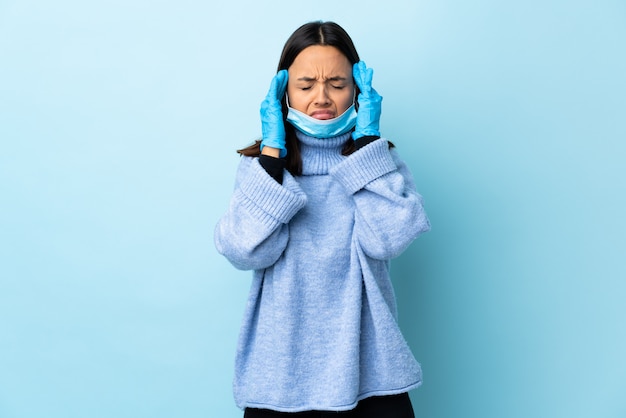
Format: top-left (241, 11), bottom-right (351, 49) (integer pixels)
top-left (296, 131), bottom-right (351, 175)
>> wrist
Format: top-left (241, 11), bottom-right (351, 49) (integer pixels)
top-left (353, 135), bottom-right (380, 148)
top-left (259, 154), bottom-right (286, 184)
top-left (261, 145), bottom-right (281, 158)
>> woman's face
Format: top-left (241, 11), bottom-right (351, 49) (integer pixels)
top-left (286, 45), bottom-right (354, 120)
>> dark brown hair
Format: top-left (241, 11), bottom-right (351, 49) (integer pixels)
top-left (238, 21), bottom-right (362, 176)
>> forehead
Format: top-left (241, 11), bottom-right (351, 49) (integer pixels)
top-left (289, 45), bottom-right (352, 77)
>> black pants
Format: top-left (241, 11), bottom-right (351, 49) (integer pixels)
top-left (244, 393), bottom-right (415, 418)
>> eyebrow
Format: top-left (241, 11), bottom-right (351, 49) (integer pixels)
top-left (297, 76), bottom-right (349, 82)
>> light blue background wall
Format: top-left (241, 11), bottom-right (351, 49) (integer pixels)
top-left (1, 1), bottom-right (624, 417)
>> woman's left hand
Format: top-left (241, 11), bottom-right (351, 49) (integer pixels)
top-left (352, 61), bottom-right (382, 140)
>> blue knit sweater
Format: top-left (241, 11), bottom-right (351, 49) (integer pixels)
top-left (214, 131), bottom-right (430, 412)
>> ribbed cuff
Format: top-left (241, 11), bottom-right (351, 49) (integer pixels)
top-left (237, 159), bottom-right (307, 225)
top-left (330, 138), bottom-right (397, 194)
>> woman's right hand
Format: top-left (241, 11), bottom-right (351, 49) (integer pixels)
top-left (260, 70), bottom-right (289, 158)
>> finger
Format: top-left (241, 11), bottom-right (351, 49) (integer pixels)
top-left (267, 70), bottom-right (285, 99)
top-left (353, 61), bottom-right (366, 90)
top-left (274, 69), bottom-right (289, 100)
top-left (363, 66), bottom-right (373, 89)
top-left (354, 61), bottom-right (374, 93)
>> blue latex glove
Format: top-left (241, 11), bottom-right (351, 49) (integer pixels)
top-left (352, 61), bottom-right (382, 140)
top-left (260, 69), bottom-right (289, 157)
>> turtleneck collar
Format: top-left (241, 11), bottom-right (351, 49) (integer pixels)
top-left (295, 131), bottom-right (351, 176)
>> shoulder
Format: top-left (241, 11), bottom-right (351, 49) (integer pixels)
top-left (232, 155), bottom-right (261, 187)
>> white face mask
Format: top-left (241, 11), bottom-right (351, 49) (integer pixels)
top-left (285, 95), bottom-right (357, 139)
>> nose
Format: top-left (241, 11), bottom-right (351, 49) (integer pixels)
top-left (312, 84), bottom-right (331, 106)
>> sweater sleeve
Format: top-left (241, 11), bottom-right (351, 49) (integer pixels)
top-left (329, 138), bottom-right (430, 260)
top-left (214, 156), bottom-right (307, 270)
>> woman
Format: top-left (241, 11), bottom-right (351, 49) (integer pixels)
top-left (214, 21), bottom-right (430, 417)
